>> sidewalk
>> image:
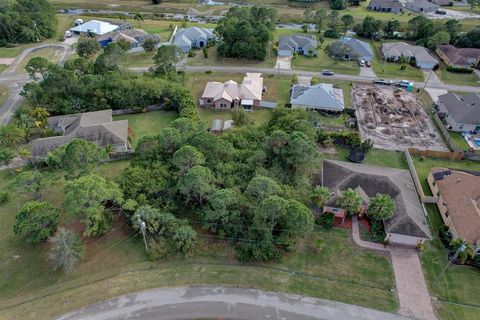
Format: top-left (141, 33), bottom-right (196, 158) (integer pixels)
top-left (351, 216), bottom-right (437, 320)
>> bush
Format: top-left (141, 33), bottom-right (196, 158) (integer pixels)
top-left (187, 51), bottom-right (196, 58)
top-left (317, 212), bottom-right (334, 229)
top-left (370, 219), bottom-right (386, 243)
top-left (324, 29), bottom-right (341, 39)
top-left (439, 225), bottom-right (452, 249)
top-left (446, 66), bottom-right (474, 73)
top-left (0, 191), bottom-right (11, 203)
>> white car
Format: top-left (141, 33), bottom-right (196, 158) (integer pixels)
top-left (395, 80), bottom-right (413, 87)
top-left (359, 59), bottom-right (365, 66)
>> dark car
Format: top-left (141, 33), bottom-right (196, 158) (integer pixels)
top-left (322, 70), bottom-right (334, 76)
top-left (365, 61), bottom-right (372, 67)
top-left (373, 79), bottom-right (394, 85)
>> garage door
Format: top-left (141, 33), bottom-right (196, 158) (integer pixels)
top-left (278, 50), bottom-right (292, 57)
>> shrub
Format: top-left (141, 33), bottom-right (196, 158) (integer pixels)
top-left (446, 66), bottom-right (474, 73)
top-left (439, 225), bottom-right (452, 249)
top-left (317, 212), bottom-right (334, 229)
top-left (324, 29), bottom-right (341, 39)
top-left (0, 191), bottom-right (11, 203)
top-left (187, 51), bottom-right (196, 58)
top-left (370, 219), bottom-right (386, 243)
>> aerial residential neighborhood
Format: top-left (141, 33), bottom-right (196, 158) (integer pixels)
top-left (1, 0), bottom-right (480, 320)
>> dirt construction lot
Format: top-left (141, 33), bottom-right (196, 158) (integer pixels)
top-left (353, 84), bottom-right (447, 151)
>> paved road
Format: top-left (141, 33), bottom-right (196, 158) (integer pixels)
top-left (0, 43), bottom-right (73, 125)
top-left (132, 65), bottom-right (480, 93)
top-left (56, 286), bottom-right (414, 320)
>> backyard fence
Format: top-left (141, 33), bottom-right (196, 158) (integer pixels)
top-left (404, 149), bottom-right (439, 204)
top-left (431, 112), bottom-right (461, 153)
top-left (407, 147), bottom-right (464, 161)
top-left (111, 105), bottom-right (164, 116)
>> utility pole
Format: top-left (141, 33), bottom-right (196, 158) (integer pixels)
top-left (137, 215), bottom-right (148, 251)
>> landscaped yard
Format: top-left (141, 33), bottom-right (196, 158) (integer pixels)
top-left (291, 39), bottom-right (360, 76)
top-left (448, 131), bottom-right (471, 152)
top-left (370, 41), bottom-right (425, 82)
top-left (437, 65), bottom-right (480, 87)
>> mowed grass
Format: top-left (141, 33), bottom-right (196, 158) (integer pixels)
top-left (113, 110), bottom-right (178, 145)
top-left (448, 131), bottom-right (471, 152)
top-left (15, 48), bottom-right (64, 73)
top-left (187, 46), bottom-right (277, 68)
top-left (437, 65), bottom-right (480, 87)
top-left (0, 64), bottom-right (8, 73)
top-left (0, 85), bottom-right (8, 106)
top-left (291, 38), bottom-right (360, 76)
top-left (120, 51), bottom-right (155, 68)
top-left (370, 40), bottom-right (424, 81)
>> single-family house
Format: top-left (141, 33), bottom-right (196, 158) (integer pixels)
top-left (96, 29), bottom-right (160, 49)
top-left (290, 83), bottom-right (345, 112)
top-left (173, 27), bottom-right (215, 53)
top-left (278, 34), bottom-right (318, 57)
top-left (200, 73), bottom-right (264, 111)
top-left (435, 93), bottom-right (480, 133)
top-left (69, 20), bottom-right (119, 36)
top-left (428, 168), bottom-right (480, 243)
top-left (367, 0), bottom-right (404, 13)
top-left (322, 160), bottom-right (432, 246)
top-left (340, 37), bottom-right (374, 62)
top-left (381, 42), bottom-right (438, 69)
top-left (436, 45), bottom-right (480, 69)
top-left (31, 110), bottom-right (131, 159)
top-left (405, 0), bottom-right (439, 13)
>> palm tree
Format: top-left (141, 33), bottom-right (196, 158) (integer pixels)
top-left (311, 186), bottom-right (331, 209)
top-left (0, 124), bottom-right (24, 147)
top-left (336, 188), bottom-right (362, 215)
top-left (367, 194), bottom-right (396, 221)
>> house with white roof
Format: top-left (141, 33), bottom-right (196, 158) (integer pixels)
top-left (200, 73), bottom-right (264, 111)
top-left (381, 42), bottom-right (438, 69)
top-left (69, 20), bottom-right (119, 36)
top-left (173, 27), bottom-right (215, 53)
top-left (290, 83), bottom-right (345, 113)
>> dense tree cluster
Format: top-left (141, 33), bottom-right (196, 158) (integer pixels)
top-left (118, 109), bottom-right (320, 261)
top-left (0, 0), bottom-right (56, 45)
top-left (22, 45), bottom-right (198, 118)
top-left (215, 6), bottom-right (277, 60)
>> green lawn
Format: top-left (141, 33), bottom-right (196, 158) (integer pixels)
top-left (187, 45), bottom-right (276, 68)
top-left (120, 51), bottom-right (155, 68)
top-left (0, 44), bottom-right (36, 59)
top-left (0, 64), bottom-right (7, 73)
top-left (437, 65), bottom-right (480, 87)
top-left (370, 41), bottom-right (425, 81)
top-left (15, 48), bottom-right (64, 73)
top-left (113, 110), bottom-right (178, 145)
top-left (0, 85), bottom-right (8, 106)
top-left (448, 131), bottom-right (471, 152)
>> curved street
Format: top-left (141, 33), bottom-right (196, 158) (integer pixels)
top-left (55, 286), bottom-right (414, 320)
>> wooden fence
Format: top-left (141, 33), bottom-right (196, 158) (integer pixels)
top-left (404, 149), bottom-right (439, 204)
top-left (407, 148), bottom-right (464, 161)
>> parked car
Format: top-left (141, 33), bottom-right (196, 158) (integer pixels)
top-left (365, 61), bottom-right (372, 67)
top-left (359, 59), bottom-right (365, 67)
top-left (395, 80), bottom-right (413, 88)
top-left (374, 79), bottom-right (393, 85)
top-left (322, 70), bottom-right (334, 76)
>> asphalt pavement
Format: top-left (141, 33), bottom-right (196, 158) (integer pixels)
top-left (56, 286), bottom-right (415, 320)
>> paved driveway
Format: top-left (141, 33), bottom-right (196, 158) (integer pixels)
top-left (360, 66), bottom-right (376, 78)
top-left (275, 56), bottom-right (291, 70)
top-left (56, 286), bottom-right (413, 320)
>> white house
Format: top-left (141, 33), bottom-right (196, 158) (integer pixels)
top-left (69, 20), bottom-right (119, 36)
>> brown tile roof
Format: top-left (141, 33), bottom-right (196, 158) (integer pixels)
top-left (432, 168), bottom-right (480, 243)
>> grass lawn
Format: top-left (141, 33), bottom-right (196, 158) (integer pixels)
top-left (120, 51), bottom-right (155, 68)
top-left (437, 65), bottom-right (480, 87)
top-left (448, 131), bottom-right (471, 152)
top-left (113, 110), bottom-right (178, 145)
top-left (0, 64), bottom-right (7, 73)
top-left (0, 44), bottom-right (36, 59)
top-left (0, 85), bottom-right (8, 106)
top-left (292, 44), bottom-right (360, 75)
top-left (370, 40), bottom-right (425, 82)
top-left (15, 48), bottom-right (64, 73)
top-left (187, 45), bottom-right (276, 68)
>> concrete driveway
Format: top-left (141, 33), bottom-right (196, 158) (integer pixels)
top-left (275, 56), bottom-right (291, 70)
top-left (56, 286), bottom-right (413, 320)
top-left (360, 66), bottom-right (376, 78)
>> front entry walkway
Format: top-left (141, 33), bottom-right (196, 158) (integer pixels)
top-left (352, 216), bottom-right (437, 320)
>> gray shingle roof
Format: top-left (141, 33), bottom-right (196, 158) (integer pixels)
top-left (322, 160), bottom-right (431, 239)
top-left (340, 37), bottom-right (374, 59)
top-left (32, 110), bottom-right (129, 157)
top-left (290, 83), bottom-right (345, 111)
top-left (368, 0), bottom-right (403, 8)
top-left (173, 27), bottom-right (214, 48)
top-left (382, 42), bottom-right (438, 65)
top-left (278, 35), bottom-right (317, 52)
top-left (438, 93), bottom-right (480, 125)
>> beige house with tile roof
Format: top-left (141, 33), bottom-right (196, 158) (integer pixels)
top-left (200, 73), bottom-right (264, 111)
top-left (428, 168), bottom-right (480, 243)
top-left (31, 110), bottom-right (131, 159)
